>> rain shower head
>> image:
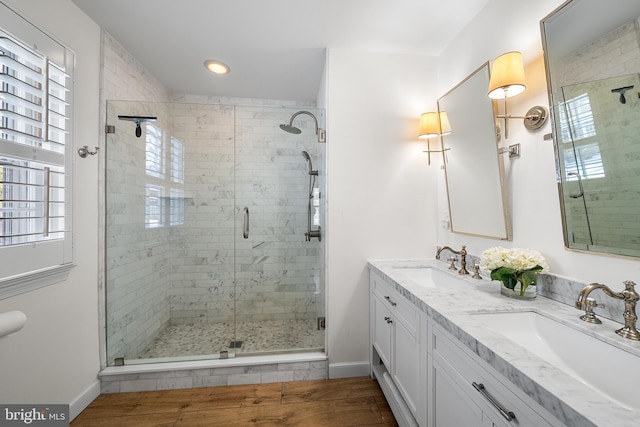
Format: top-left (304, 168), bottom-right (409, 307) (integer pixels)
top-left (279, 111), bottom-right (326, 142)
top-left (280, 123), bottom-right (302, 134)
top-left (118, 115), bottom-right (157, 137)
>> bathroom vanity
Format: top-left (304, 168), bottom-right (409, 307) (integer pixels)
top-left (368, 259), bottom-right (640, 427)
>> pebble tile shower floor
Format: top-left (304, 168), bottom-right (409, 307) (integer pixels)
top-left (136, 319), bottom-right (324, 359)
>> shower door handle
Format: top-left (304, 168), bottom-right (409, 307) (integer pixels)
top-left (243, 207), bottom-right (249, 239)
top-left (567, 171), bottom-right (585, 198)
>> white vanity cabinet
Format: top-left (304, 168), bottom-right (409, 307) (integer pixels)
top-left (429, 323), bottom-right (559, 427)
top-left (370, 272), bottom-right (426, 427)
top-left (369, 267), bottom-right (563, 427)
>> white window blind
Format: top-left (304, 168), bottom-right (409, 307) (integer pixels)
top-left (0, 6), bottom-right (74, 296)
top-left (170, 136), bottom-right (183, 184)
top-left (169, 137), bottom-right (184, 226)
top-left (145, 126), bottom-right (184, 228)
top-left (559, 93), bottom-right (596, 143)
top-left (145, 124), bottom-right (164, 179)
top-left (558, 93), bottom-right (605, 181)
top-left (145, 184), bottom-right (164, 228)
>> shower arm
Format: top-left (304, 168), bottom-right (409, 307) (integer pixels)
top-left (288, 111), bottom-right (326, 143)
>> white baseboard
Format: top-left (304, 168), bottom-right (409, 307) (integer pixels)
top-left (328, 361), bottom-right (370, 379)
top-left (69, 380), bottom-right (101, 421)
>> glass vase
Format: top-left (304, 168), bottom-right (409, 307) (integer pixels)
top-left (500, 270), bottom-right (538, 300)
top-left (500, 283), bottom-right (537, 300)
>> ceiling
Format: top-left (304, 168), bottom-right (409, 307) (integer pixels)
top-left (71, 0), bottom-right (490, 102)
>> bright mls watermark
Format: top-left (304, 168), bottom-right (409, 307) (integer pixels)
top-left (0, 405), bottom-right (68, 426)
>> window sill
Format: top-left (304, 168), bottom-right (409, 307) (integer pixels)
top-left (0, 264), bottom-right (76, 300)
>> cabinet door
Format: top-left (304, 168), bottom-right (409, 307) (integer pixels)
top-left (393, 315), bottom-right (420, 417)
top-left (431, 324), bottom-right (555, 427)
top-left (432, 357), bottom-right (483, 427)
top-left (372, 293), bottom-right (392, 368)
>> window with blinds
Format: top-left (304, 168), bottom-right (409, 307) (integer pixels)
top-left (558, 93), bottom-right (596, 143)
top-left (0, 31), bottom-right (69, 245)
top-left (144, 125), bottom-right (184, 228)
top-left (558, 93), bottom-right (605, 181)
top-left (0, 6), bottom-right (74, 295)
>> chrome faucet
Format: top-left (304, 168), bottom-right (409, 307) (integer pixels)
top-left (435, 245), bottom-right (469, 275)
top-left (576, 281), bottom-right (639, 341)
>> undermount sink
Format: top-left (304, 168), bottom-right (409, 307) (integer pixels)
top-left (391, 266), bottom-right (465, 288)
top-left (470, 310), bottom-right (640, 411)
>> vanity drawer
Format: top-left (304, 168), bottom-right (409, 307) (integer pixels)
top-left (431, 323), bottom-right (557, 427)
top-left (371, 272), bottom-right (419, 337)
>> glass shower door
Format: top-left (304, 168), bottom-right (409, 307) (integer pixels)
top-left (105, 100), bottom-right (238, 364)
top-left (104, 101), bottom-right (325, 365)
top-left (232, 106), bottom-right (325, 355)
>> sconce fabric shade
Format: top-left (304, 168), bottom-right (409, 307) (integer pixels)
top-left (438, 112), bottom-right (451, 135)
top-left (488, 51), bottom-right (526, 99)
top-left (418, 112), bottom-right (451, 138)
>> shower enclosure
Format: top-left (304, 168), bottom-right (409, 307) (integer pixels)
top-left (105, 101), bottom-right (326, 365)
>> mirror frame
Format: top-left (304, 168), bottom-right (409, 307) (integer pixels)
top-left (438, 62), bottom-right (512, 241)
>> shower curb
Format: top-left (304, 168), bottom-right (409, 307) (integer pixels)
top-left (99, 352), bottom-right (328, 393)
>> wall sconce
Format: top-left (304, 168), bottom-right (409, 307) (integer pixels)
top-left (418, 111), bottom-right (451, 165)
top-left (488, 51), bottom-right (548, 139)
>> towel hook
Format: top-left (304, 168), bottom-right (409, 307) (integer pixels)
top-left (78, 145), bottom-right (99, 158)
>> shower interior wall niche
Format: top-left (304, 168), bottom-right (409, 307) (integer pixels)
top-left (105, 101), bottom-right (326, 365)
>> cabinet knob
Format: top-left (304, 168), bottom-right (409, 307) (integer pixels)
top-left (384, 316), bottom-right (393, 324)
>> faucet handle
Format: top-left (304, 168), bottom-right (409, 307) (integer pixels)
top-left (623, 280), bottom-right (638, 295)
top-left (447, 257), bottom-right (457, 270)
top-left (471, 264), bottom-right (482, 279)
top-left (580, 297), bottom-right (604, 324)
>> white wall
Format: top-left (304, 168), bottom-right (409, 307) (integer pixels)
top-left (436, 0), bottom-right (640, 285)
top-left (0, 0), bottom-right (101, 418)
top-left (326, 49), bottom-right (439, 372)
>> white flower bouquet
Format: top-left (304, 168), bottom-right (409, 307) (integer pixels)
top-left (480, 247), bottom-right (549, 296)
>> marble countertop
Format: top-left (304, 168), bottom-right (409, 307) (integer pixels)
top-left (368, 259), bottom-right (640, 427)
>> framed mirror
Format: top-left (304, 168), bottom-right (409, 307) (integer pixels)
top-left (542, 0), bottom-right (640, 257)
top-left (438, 63), bottom-right (512, 240)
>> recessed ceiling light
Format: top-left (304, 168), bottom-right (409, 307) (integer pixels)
top-left (204, 60), bottom-right (230, 75)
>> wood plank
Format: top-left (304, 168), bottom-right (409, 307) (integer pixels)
top-left (71, 412), bottom-right (178, 427)
top-left (178, 383), bottom-right (283, 411)
top-left (74, 383), bottom-right (283, 420)
top-left (175, 397), bottom-right (388, 426)
top-left (374, 395), bottom-right (399, 426)
top-left (282, 377), bottom-right (383, 403)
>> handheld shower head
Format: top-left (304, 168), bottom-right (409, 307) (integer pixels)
top-left (302, 150), bottom-right (313, 172)
top-left (301, 151), bottom-right (318, 176)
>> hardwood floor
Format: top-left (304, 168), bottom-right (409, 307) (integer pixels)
top-left (72, 377), bottom-right (398, 426)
